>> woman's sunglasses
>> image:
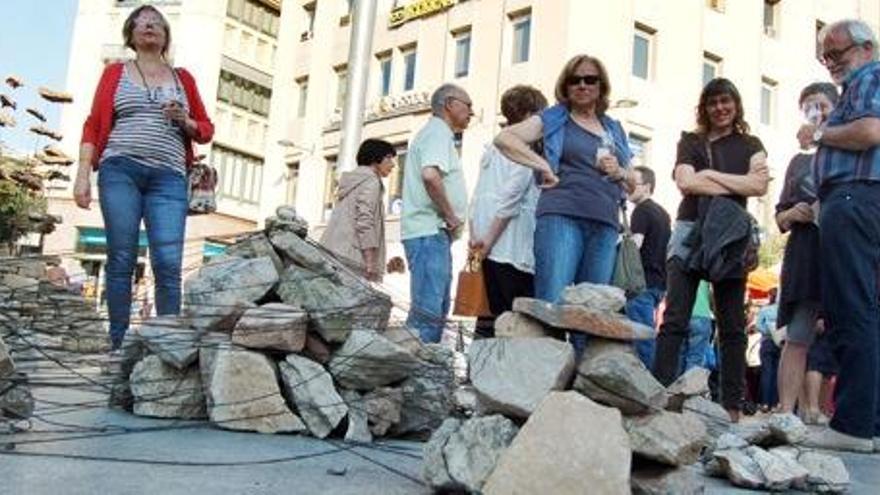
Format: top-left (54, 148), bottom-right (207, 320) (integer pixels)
top-left (566, 75), bottom-right (600, 86)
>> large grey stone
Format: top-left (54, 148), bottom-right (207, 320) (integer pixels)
top-left (276, 265), bottom-right (391, 343)
top-left (729, 418), bottom-right (773, 446)
top-left (797, 450), bottom-right (850, 492)
top-left (631, 465), bottom-right (706, 495)
top-left (231, 303), bottom-right (308, 353)
top-left (133, 316), bottom-right (200, 369)
top-left (279, 354), bottom-right (347, 438)
top-left (559, 282), bottom-right (626, 312)
top-left (713, 448), bottom-right (765, 489)
top-left (625, 411), bottom-right (708, 466)
top-left (746, 445), bottom-right (809, 491)
top-left (0, 338), bottom-right (14, 378)
top-left (269, 230), bottom-right (339, 279)
top-left (573, 346), bottom-right (667, 415)
top-left (130, 355), bottom-right (206, 419)
top-left (667, 367), bottom-right (711, 411)
top-left (768, 412), bottom-right (808, 445)
top-left (206, 348), bottom-right (305, 434)
top-left (266, 205), bottom-right (309, 238)
top-left (184, 256), bottom-right (279, 331)
top-left (482, 392), bottom-right (631, 495)
top-left (421, 418), bottom-right (460, 489)
top-left (392, 344), bottom-right (455, 435)
top-left (682, 396), bottom-right (731, 438)
top-left (361, 387), bottom-right (403, 436)
top-left (469, 338), bottom-right (575, 418)
top-left (423, 415), bottom-right (519, 493)
top-left (0, 372), bottom-right (33, 419)
top-left (513, 297), bottom-right (655, 340)
top-left (225, 231), bottom-right (284, 274)
top-left (493, 311), bottom-right (550, 338)
top-left (327, 330), bottom-right (418, 390)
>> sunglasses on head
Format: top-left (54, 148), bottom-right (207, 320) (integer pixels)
top-left (566, 74), bottom-right (600, 86)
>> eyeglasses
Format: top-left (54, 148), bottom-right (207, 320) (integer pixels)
top-left (819, 43), bottom-right (862, 65)
top-left (447, 96), bottom-right (473, 109)
top-left (566, 74), bottom-right (601, 86)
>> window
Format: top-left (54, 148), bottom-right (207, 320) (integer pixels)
top-left (296, 77), bottom-right (309, 117)
top-left (763, 0), bottom-right (780, 37)
top-left (816, 20), bottom-right (826, 59)
top-left (286, 162), bottom-right (299, 205)
top-left (227, 0), bottom-right (280, 38)
top-left (335, 66), bottom-right (348, 109)
top-left (453, 29), bottom-right (471, 78)
top-left (213, 144), bottom-right (264, 204)
top-left (340, 0), bottom-right (353, 26)
top-left (323, 157), bottom-right (338, 221)
top-left (511, 13), bottom-right (531, 64)
top-left (402, 47), bottom-right (417, 91)
top-left (760, 77), bottom-right (777, 126)
top-left (387, 144), bottom-right (407, 215)
top-left (217, 70), bottom-right (272, 117)
top-left (301, 2), bottom-right (316, 41)
top-left (628, 134), bottom-right (650, 167)
top-left (632, 24), bottom-right (655, 80)
top-left (706, 0), bottom-right (725, 12)
top-left (702, 52), bottom-right (722, 87)
top-left (378, 53), bottom-right (392, 96)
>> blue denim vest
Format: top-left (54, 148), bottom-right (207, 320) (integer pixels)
top-left (540, 103), bottom-right (633, 173)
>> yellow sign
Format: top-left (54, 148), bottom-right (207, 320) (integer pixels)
top-left (389, 0), bottom-right (457, 28)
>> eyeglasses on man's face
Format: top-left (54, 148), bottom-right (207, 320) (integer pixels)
top-left (447, 96), bottom-right (473, 110)
top-left (819, 43), bottom-right (864, 65)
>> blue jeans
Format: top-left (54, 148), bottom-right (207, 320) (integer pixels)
top-left (819, 182), bottom-right (880, 439)
top-left (759, 337), bottom-right (780, 408)
top-left (403, 232), bottom-right (452, 343)
top-left (534, 214), bottom-right (618, 356)
top-left (680, 316), bottom-right (714, 374)
top-left (625, 287), bottom-right (664, 368)
top-left (99, 156), bottom-right (188, 349)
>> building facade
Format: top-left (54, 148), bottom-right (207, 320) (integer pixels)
top-left (53, 0), bottom-right (880, 300)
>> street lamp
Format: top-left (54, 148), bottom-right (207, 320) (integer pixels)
top-left (277, 139), bottom-right (315, 154)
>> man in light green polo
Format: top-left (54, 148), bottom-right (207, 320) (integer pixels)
top-left (402, 83), bottom-right (472, 342)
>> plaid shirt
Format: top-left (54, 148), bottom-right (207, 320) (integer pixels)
top-left (815, 61), bottom-right (880, 196)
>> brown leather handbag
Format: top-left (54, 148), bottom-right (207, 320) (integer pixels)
top-left (452, 250), bottom-right (492, 317)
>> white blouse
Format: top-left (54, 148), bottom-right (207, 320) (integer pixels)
top-left (468, 144), bottom-right (540, 274)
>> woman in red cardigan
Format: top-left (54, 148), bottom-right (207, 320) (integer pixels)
top-left (73, 5), bottom-right (214, 351)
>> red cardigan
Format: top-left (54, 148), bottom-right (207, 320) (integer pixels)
top-left (81, 62), bottom-right (214, 169)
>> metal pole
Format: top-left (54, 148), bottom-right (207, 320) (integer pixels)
top-left (337, 0), bottom-right (378, 172)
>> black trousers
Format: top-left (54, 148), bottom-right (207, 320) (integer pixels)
top-left (654, 258), bottom-right (746, 410)
top-left (474, 258), bottom-right (535, 338)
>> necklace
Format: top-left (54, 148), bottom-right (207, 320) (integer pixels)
top-left (132, 59), bottom-right (181, 104)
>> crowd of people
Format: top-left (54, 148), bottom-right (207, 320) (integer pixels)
top-left (76, 5), bottom-right (880, 455)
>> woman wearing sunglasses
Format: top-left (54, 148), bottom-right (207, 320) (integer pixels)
top-left (73, 5), bottom-right (214, 351)
top-left (494, 54), bottom-right (636, 357)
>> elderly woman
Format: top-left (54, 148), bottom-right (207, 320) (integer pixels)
top-left (321, 139), bottom-right (396, 281)
top-left (775, 82), bottom-right (839, 419)
top-left (469, 85), bottom-right (548, 336)
top-left (73, 5), bottom-right (214, 350)
top-left (494, 54), bottom-right (635, 355)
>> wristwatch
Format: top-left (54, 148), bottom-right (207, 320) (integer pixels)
top-left (812, 126), bottom-right (824, 145)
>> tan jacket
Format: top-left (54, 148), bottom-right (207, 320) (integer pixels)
top-left (320, 166), bottom-right (386, 278)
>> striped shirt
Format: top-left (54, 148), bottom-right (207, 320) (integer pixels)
top-left (102, 65), bottom-right (189, 175)
top-left (814, 61), bottom-right (880, 195)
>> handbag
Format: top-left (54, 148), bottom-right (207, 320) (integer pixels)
top-left (187, 161), bottom-right (218, 215)
top-left (611, 203), bottom-right (647, 295)
top-left (452, 250), bottom-right (492, 317)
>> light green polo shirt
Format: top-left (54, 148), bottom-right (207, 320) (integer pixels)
top-left (401, 116), bottom-right (468, 240)
top-left (692, 280), bottom-right (713, 319)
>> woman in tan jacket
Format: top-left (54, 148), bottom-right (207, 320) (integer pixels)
top-left (321, 139), bottom-right (397, 281)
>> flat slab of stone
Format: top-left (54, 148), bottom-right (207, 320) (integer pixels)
top-left (682, 396), bottom-right (731, 438)
top-left (133, 316), bottom-right (200, 370)
top-left (746, 445), bottom-right (809, 491)
top-left (327, 330), bottom-right (418, 390)
top-left (493, 311), bottom-right (550, 338)
top-left (207, 348), bottom-right (305, 434)
top-left (0, 338), bottom-right (14, 379)
top-left (469, 338), bottom-right (575, 418)
top-left (513, 297), bottom-right (654, 340)
top-left (667, 367), bottom-right (710, 411)
top-left (130, 355), bottom-right (206, 419)
top-left (625, 411), bottom-right (708, 466)
top-left (631, 464), bottom-right (706, 495)
top-left (184, 256), bottom-right (279, 331)
top-left (482, 392), bottom-right (631, 495)
top-left (559, 283), bottom-right (626, 312)
top-left (798, 450), bottom-right (850, 492)
top-left (573, 346), bottom-right (667, 415)
top-left (231, 303), bottom-right (307, 353)
top-left (279, 354), bottom-right (347, 438)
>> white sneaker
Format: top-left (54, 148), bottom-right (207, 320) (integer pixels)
top-left (802, 427), bottom-right (873, 453)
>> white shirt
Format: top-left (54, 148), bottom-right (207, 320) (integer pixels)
top-left (468, 144), bottom-right (540, 274)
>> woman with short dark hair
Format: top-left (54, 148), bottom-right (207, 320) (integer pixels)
top-left (73, 4), bottom-right (214, 350)
top-left (321, 139), bottom-right (397, 281)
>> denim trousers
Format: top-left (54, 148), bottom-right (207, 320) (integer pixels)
top-left (654, 257), bottom-right (746, 410)
top-left (625, 287), bottom-right (664, 368)
top-left (680, 316), bottom-right (714, 374)
top-left (759, 337), bottom-right (780, 407)
top-left (534, 214), bottom-right (618, 356)
top-left (98, 156), bottom-right (188, 349)
top-left (819, 182), bottom-right (880, 439)
top-left (403, 231), bottom-right (452, 343)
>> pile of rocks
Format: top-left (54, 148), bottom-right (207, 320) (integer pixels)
top-left (112, 206), bottom-right (457, 443)
top-left (422, 283), bottom-right (851, 494)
